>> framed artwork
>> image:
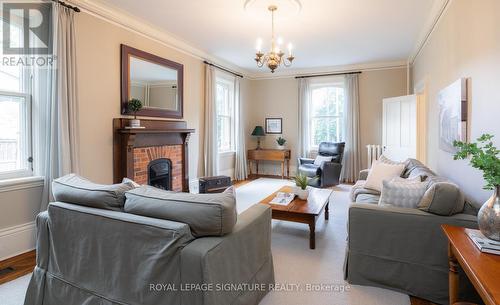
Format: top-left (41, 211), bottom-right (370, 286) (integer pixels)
top-left (265, 118), bottom-right (282, 134)
top-left (438, 78), bottom-right (468, 153)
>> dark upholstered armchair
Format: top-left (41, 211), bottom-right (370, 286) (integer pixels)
top-left (298, 142), bottom-right (345, 188)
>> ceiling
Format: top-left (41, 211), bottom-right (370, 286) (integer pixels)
top-left (94, 0), bottom-right (442, 74)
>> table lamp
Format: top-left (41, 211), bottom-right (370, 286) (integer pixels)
top-left (251, 126), bottom-right (265, 149)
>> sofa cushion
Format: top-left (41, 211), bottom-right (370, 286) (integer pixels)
top-left (355, 193), bottom-right (380, 204)
top-left (52, 174), bottom-right (136, 211)
top-left (418, 182), bottom-right (465, 216)
top-left (379, 177), bottom-right (428, 208)
top-left (364, 161), bottom-right (405, 192)
top-left (124, 186), bottom-right (237, 237)
top-left (350, 180), bottom-right (380, 202)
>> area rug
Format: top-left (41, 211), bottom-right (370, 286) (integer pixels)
top-left (0, 178), bottom-right (409, 305)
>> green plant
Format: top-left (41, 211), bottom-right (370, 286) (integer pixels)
top-left (453, 134), bottom-right (500, 190)
top-left (128, 98), bottom-right (143, 119)
top-left (293, 173), bottom-right (308, 190)
top-left (276, 136), bottom-right (286, 146)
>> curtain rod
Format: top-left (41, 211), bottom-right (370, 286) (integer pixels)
top-left (52, 0), bottom-right (81, 12)
top-left (203, 61), bottom-right (243, 78)
top-left (295, 71), bottom-right (362, 79)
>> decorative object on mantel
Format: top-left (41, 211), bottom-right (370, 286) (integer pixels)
top-left (293, 173), bottom-right (309, 200)
top-left (251, 126), bottom-right (266, 149)
top-left (438, 78), bottom-right (468, 153)
top-left (254, 5), bottom-right (295, 73)
top-left (276, 136), bottom-right (286, 150)
top-left (127, 98), bottom-right (143, 128)
top-left (454, 134), bottom-right (500, 241)
top-left (265, 117), bottom-right (282, 134)
top-left (113, 118), bottom-right (194, 192)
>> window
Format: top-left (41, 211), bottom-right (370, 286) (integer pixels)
top-left (216, 76), bottom-right (235, 153)
top-left (309, 83), bottom-right (345, 149)
top-left (0, 19), bottom-right (32, 180)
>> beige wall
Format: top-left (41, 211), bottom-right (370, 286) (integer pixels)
top-left (76, 12), bottom-right (205, 183)
top-left (412, 0), bottom-right (500, 205)
top-left (245, 69), bottom-right (407, 175)
top-left (359, 68), bottom-right (408, 168)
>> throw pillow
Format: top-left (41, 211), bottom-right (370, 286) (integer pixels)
top-left (378, 154), bottom-right (406, 166)
top-left (364, 160), bottom-right (405, 192)
top-left (124, 185), bottom-right (237, 237)
top-left (122, 177), bottom-right (141, 188)
top-left (379, 176), bottom-right (429, 208)
top-left (418, 182), bottom-right (465, 216)
top-left (314, 155), bottom-right (333, 166)
top-left (52, 174), bottom-right (135, 210)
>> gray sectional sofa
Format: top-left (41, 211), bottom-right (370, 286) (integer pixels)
top-left (344, 159), bottom-right (479, 305)
top-left (24, 175), bottom-right (274, 305)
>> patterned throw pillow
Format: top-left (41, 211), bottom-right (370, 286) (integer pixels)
top-left (379, 176), bottom-right (429, 209)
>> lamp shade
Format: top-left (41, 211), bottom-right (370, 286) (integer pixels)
top-left (251, 126), bottom-right (265, 136)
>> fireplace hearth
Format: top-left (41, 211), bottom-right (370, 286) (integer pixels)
top-left (148, 158), bottom-right (172, 190)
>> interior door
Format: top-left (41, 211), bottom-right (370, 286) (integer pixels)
top-left (382, 95), bottom-right (417, 161)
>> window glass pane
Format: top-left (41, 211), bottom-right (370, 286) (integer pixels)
top-left (0, 95), bottom-right (28, 173)
top-left (309, 84), bottom-right (345, 147)
top-left (216, 78), bottom-right (235, 152)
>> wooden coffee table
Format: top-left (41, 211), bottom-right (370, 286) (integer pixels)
top-left (260, 186), bottom-right (333, 249)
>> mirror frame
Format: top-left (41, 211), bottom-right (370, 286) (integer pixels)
top-left (121, 44), bottom-right (184, 119)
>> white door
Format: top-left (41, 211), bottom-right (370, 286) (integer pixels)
top-left (382, 95), bottom-right (417, 161)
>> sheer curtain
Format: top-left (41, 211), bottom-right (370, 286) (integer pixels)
top-left (341, 74), bottom-right (361, 183)
top-left (39, 4), bottom-right (80, 211)
top-left (298, 78), bottom-right (311, 158)
top-left (203, 65), bottom-right (218, 176)
top-left (234, 77), bottom-right (248, 180)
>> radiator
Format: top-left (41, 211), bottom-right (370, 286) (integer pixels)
top-left (366, 144), bottom-right (383, 167)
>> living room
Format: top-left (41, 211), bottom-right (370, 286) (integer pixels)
top-left (0, 1), bottom-right (499, 305)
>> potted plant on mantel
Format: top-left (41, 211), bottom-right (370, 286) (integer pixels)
top-left (453, 134), bottom-right (500, 241)
top-left (293, 173), bottom-right (309, 200)
top-left (276, 136), bottom-right (286, 150)
top-left (128, 98), bottom-right (143, 128)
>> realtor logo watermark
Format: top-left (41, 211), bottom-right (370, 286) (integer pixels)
top-left (1, 1), bottom-right (54, 67)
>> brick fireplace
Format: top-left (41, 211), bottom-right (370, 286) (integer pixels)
top-left (133, 145), bottom-right (182, 191)
top-left (113, 118), bottom-right (194, 192)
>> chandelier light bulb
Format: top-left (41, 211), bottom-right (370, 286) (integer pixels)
top-left (288, 43), bottom-right (293, 55)
top-left (256, 38), bottom-right (262, 52)
top-left (277, 37), bottom-right (283, 46)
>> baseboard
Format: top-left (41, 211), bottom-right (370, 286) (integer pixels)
top-left (0, 222), bottom-right (36, 261)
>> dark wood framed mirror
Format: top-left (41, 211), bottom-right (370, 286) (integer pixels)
top-left (121, 44), bottom-right (184, 119)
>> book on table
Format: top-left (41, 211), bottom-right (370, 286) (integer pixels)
top-left (270, 192), bottom-right (296, 205)
top-left (465, 228), bottom-right (500, 255)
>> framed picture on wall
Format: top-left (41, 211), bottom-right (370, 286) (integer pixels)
top-left (265, 118), bottom-right (282, 134)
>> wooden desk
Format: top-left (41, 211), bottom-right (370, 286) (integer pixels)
top-left (442, 225), bottom-right (500, 305)
top-left (247, 149), bottom-right (291, 179)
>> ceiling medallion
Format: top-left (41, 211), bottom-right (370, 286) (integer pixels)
top-left (254, 5), bottom-right (295, 73)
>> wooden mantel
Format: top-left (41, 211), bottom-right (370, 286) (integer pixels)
top-left (113, 118), bottom-right (194, 191)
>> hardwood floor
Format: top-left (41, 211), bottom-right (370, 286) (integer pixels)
top-left (0, 250), bottom-right (36, 285)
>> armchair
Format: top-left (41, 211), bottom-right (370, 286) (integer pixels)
top-left (297, 142), bottom-right (345, 188)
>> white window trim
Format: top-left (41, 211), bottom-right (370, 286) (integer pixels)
top-left (215, 73), bottom-right (236, 154)
top-left (0, 91), bottom-right (33, 181)
top-left (307, 82), bottom-right (345, 151)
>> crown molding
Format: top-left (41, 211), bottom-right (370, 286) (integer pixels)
top-left (70, 0), bottom-right (250, 76)
top-left (408, 0), bottom-right (451, 65)
top-left (70, 0), bottom-right (409, 81)
top-left (245, 60), bottom-right (408, 80)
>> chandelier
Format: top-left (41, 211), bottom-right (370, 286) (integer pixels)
top-left (255, 5), bottom-right (294, 73)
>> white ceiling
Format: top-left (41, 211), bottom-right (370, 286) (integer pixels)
top-left (93, 0), bottom-right (442, 74)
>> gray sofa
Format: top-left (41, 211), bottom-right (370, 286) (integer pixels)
top-left (24, 199), bottom-right (274, 305)
top-left (344, 159), bottom-right (479, 305)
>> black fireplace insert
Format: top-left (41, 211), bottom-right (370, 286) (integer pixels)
top-left (147, 158), bottom-right (172, 190)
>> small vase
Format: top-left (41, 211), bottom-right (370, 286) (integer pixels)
top-left (130, 119), bottom-right (141, 128)
top-left (477, 185), bottom-right (500, 241)
top-left (293, 187), bottom-right (309, 200)
top-left (277, 144), bottom-right (285, 150)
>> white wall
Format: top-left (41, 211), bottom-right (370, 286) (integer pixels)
top-left (412, 0), bottom-right (500, 205)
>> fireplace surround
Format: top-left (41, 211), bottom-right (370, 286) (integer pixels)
top-left (113, 118), bottom-right (194, 192)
